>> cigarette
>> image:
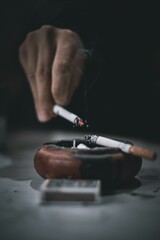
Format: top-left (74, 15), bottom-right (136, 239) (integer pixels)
top-left (85, 135), bottom-right (157, 161)
top-left (53, 105), bottom-right (85, 127)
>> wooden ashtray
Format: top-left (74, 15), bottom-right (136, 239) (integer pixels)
top-left (34, 139), bottom-right (142, 184)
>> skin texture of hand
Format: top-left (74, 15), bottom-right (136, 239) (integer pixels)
top-left (19, 25), bottom-right (86, 122)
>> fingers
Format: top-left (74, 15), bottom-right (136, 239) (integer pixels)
top-left (19, 31), bottom-right (39, 116)
top-left (19, 26), bottom-right (86, 123)
top-left (51, 30), bottom-right (86, 105)
top-left (35, 46), bottom-right (54, 122)
top-left (19, 26), bottom-right (56, 122)
top-left (35, 29), bottom-right (56, 121)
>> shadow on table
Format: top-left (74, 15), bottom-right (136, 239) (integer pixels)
top-left (30, 176), bottom-right (142, 196)
top-left (101, 178), bottom-right (141, 196)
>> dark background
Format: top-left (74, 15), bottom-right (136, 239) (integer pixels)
top-left (0, 0), bottom-right (160, 139)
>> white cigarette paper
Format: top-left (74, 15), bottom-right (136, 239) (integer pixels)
top-left (85, 135), bottom-right (156, 160)
top-left (90, 135), bottom-right (132, 153)
top-left (53, 105), bottom-right (79, 124)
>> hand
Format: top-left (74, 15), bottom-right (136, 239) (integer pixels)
top-left (19, 25), bottom-right (86, 122)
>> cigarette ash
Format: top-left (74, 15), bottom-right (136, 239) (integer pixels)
top-left (72, 117), bottom-right (89, 129)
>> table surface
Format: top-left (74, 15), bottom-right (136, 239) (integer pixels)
top-left (0, 129), bottom-right (160, 240)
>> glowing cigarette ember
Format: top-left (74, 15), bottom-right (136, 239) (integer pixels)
top-left (53, 104), bottom-right (87, 127)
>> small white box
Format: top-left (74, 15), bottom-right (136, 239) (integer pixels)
top-left (40, 179), bottom-right (101, 203)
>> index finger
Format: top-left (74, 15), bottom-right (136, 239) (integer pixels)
top-left (51, 31), bottom-right (80, 105)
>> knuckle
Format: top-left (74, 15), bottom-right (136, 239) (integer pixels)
top-left (25, 30), bottom-right (40, 43)
top-left (41, 25), bottom-right (53, 31)
top-left (26, 31), bottom-right (36, 40)
top-left (64, 29), bottom-right (78, 39)
top-left (37, 65), bottom-right (50, 79)
top-left (40, 25), bottom-right (55, 37)
top-left (64, 30), bottom-right (82, 46)
top-left (19, 32), bottom-right (37, 61)
top-left (54, 61), bottom-right (70, 75)
top-left (27, 71), bottom-right (36, 82)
